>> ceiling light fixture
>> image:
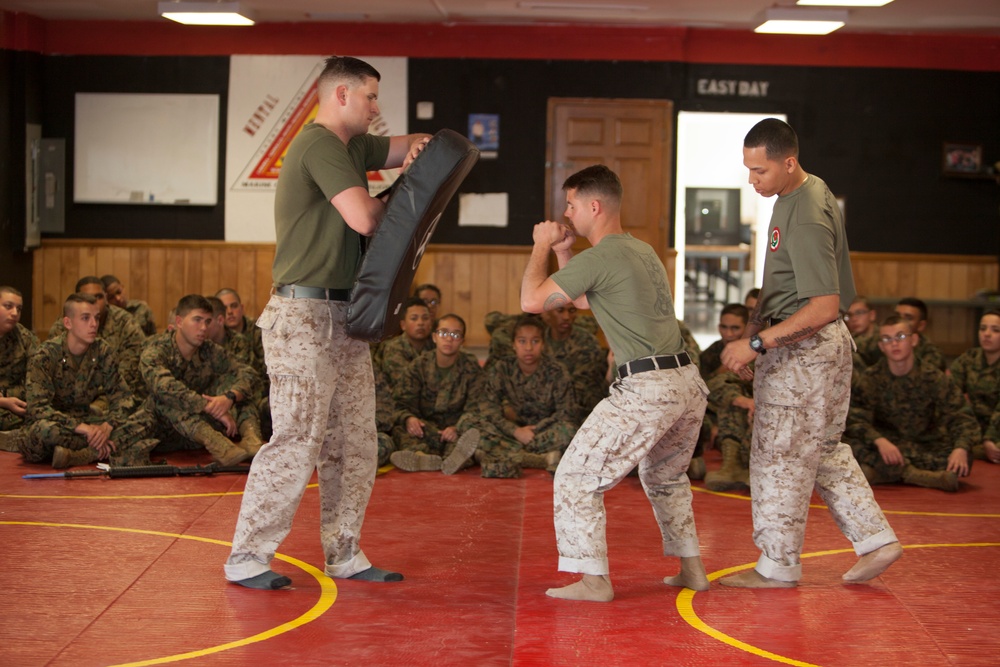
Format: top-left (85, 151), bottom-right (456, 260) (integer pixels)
top-left (158, 1), bottom-right (256, 26)
top-left (517, 2), bottom-right (648, 12)
top-left (754, 8), bottom-right (848, 35)
top-left (797, 0), bottom-right (892, 7)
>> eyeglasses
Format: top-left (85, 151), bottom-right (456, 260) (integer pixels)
top-left (434, 329), bottom-right (463, 340)
top-left (423, 299), bottom-right (440, 306)
top-left (878, 332), bottom-right (911, 344)
top-left (844, 308), bottom-right (870, 319)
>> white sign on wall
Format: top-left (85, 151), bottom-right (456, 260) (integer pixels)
top-left (225, 55), bottom-right (407, 242)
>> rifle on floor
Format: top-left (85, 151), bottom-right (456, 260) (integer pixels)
top-left (23, 462), bottom-right (252, 480)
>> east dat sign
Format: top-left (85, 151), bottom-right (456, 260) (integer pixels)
top-left (696, 79), bottom-right (771, 97)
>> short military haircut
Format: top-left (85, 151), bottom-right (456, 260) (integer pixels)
top-left (414, 283), bottom-right (442, 299)
top-left (896, 297), bottom-right (928, 322)
top-left (562, 164), bottom-right (623, 206)
top-left (0, 286), bottom-right (22, 298)
top-left (175, 294), bottom-right (213, 318)
top-left (401, 296), bottom-right (430, 317)
top-left (75, 275), bottom-right (103, 292)
top-left (100, 274), bottom-right (121, 289)
top-left (852, 294), bottom-right (874, 309)
top-left (984, 309), bottom-right (1000, 320)
top-left (513, 314), bottom-right (545, 338)
top-left (435, 313), bottom-right (466, 335)
top-left (880, 314), bottom-right (911, 332)
top-left (744, 118), bottom-right (799, 161)
top-left (720, 303), bottom-right (749, 324)
top-left (745, 287), bottom-right (760, 302)
top-left (215, 287), bottom-right (241, 303)
top-left (64, 291), bottom-right (98, 317)
top-left (205, 296), bottom-right (226, 318)
top-left (317, 56), bottom-right (381, 97)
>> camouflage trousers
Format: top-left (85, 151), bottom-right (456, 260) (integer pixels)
top-left (1, 409), bottom-right (24, 432)
top-left (152, 401), bottom-right (260, 452)
top-left (21, 407), bottom-right (157, 467)
top-left (392, 413), bottom-right (476, 458)
top-left (553, 363), bottom-right (707, 575)
top-left (226, 295), bottom-right (378, 582)
top-left (851, 438), bottom-right (962, 478)
top-left (751, 320), bottom-right (897, 582)
top-left (472, 416), bottom-right (576, 478)
top-left (717, 404), bottom-right (752, 467)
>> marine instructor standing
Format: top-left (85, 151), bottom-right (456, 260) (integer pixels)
top-left (720, 118), bottom-right (902, 588)
top-left (225, 56), bottom-right (430, 589)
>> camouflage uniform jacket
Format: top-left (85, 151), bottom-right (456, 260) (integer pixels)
top-left (377, 335), bottom-right (434, 386)
top-left (392, 350), bottom-right (485, 429)
top-left (853, 328), bottom-right (881, 368)
top-left (1, 323), bottom-right (39, 403)
top-left (914, 335), bottom-right (946, 371)
top-left (140, 332), bottom-right (256, 417)
top-left (699, 339), bottom-right (726, 381)
top-left (48, 304), bottom-right (146, 397)
top-left (677, 320), bottom-right (702, 370)
top-left (479, 356), bottom-right (577, 436)
top-left (544, 327), bottom-right (608, 419)
top-left (235, 315), bottom-right (267, 379)
top-left (125, 299), bottom-right (157, 336)
top-left (26, 337), bottom-right (135, 429)
top-left (374, 365), bottom-right (396, 434)
top-left (950, 347), bottom-right (1000, 443)
top-left (706, 367), bottom-right (753, 413)
top-left (847, 358), bottom-right (980, 453)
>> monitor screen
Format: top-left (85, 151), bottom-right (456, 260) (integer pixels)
top-left (685, 187), bottom-right (741, 246)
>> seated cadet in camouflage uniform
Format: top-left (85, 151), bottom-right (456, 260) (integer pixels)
top-left (102, 274), bottom-right (157, 336)
top-left (389, 314), bottom-right (484, 474)
top-left (539, 304), bottom-right (608, 424)
top-left (845, 295), bottom-right (880, 368)
top-left (467, 315), bottom-right (578, 478)
top-left (894, 297), bottom-right (946, 371)
top-left (950, 310), bottom-right (1000, 464)
top-left (23, 293), bottom-right (158, 469)
top-left (375, 297), bottom-right (435, 388)
top-left (703, 367), bottom-right (753, 493)
top-left (0, 287), bottom-right (39, 454)
top-left (140, 294), bottom-right (263, 466)
top-left (374, 365), bottom-right (397, 467)
top-left (700, 304), bottom-right (749, 381)
top-left (413, 283), bottom-right (442, 323)
top-left (846, 315), bottom-right (979, 492)
top-left (48, 276), bottom-right (146, 399)
top-left (216, 289), bottom-right (271, 439)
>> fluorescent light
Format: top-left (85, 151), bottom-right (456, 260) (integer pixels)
top-left (158, 2), bottom-right (255, 26)
top-left (517, 2), bottom-right (648, 12)
top-left (755, 8), bottom-right (848, 35)
top-left (797, 0), bottom-right (892, 6)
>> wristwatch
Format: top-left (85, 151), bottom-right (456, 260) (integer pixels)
top-left (224, 390), bottom-right (238, 404)
top-left (749, 334), bottom-right (767, 355)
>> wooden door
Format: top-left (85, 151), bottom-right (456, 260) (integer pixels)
top-left (545, 98), bottom-right (673, 263)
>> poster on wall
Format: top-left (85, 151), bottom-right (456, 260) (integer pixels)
top-left (225, 55), bottom-right (407, 242)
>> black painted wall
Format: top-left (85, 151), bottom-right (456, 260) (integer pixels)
top-left (23, 53), bottom-right (1000, 260)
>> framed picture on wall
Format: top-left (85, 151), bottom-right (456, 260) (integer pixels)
top-left (942, 142), bottom-right (983, 175)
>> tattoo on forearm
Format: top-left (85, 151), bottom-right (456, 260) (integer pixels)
top-left (543, 292), bottom-right (569, 311)
top-left (773, 326), bottom-right (815, 347)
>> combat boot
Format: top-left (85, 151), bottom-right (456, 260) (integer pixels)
top-left (238, 420), bottom-right (265, 456)
top-left (193, 423), bottom-right (250, 467)
top-left (52, 446), bottom-right (99, 469)
top-left (902, 465), bottom-right (959, 492)
top-left (0, 429), bottom-right (28, 453)
top-left (390, 450), bottom-right (442, 472)
top-left (859, 463), bottom-right (901, 485)
top-left (518, 452), bottom-right (549, 469)
top-left (705, 440), bottom-right (750, 492)
top-left (686, 456), bottom-right (706, 480)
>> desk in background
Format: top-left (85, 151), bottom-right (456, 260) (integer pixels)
top-left (684, 245), bottom-right (752, 306)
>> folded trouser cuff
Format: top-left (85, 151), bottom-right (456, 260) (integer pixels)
top-left (558, 555), bottom-right (609, 576)
top-left (324, 550), bottom-right (372, 578)
top-left (755, 552), bottom-right (801, 582)
top-left (853, 527), bottom-right (899, 557)
top-left (663, 537), bottom-right (701, 558)
top-left (224, 557), bottom-right (272, 582)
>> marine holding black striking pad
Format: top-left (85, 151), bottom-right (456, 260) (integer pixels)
top-left (346, 129), bottom-right (480, 342)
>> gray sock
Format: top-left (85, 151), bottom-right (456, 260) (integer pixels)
top-left (233, 571), bottom-right (292, 590)
top-left (347, 567), bottom-right (404, 582)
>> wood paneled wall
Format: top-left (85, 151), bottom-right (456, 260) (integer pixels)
top-left (31, 241), bottom-right (996, 353)
top-left (851, 252), bottom-right (999, 356)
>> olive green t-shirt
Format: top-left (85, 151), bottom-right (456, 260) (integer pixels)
top-left (272, 123), bottom-right (391, 289)
top-left (759, 174), bottom-right (856, 321)
top-left (551, 233), bottom-right (684, 364)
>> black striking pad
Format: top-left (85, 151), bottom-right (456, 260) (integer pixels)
top-left (347, 129), bottom-right (480, 342)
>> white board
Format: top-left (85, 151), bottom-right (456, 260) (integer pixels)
top-left (74, 93), bottom-right (219, 205)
